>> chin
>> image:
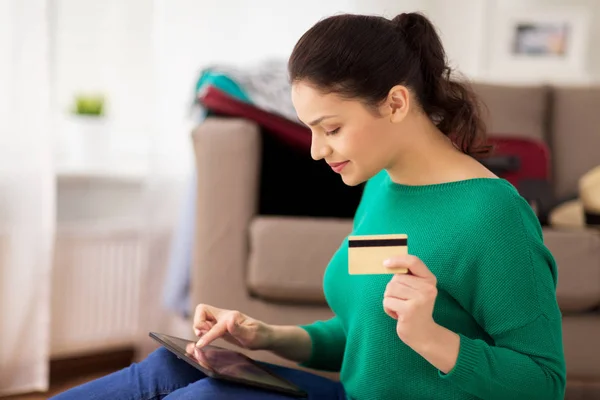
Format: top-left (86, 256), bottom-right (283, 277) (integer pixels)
top-left (340, 173), bottom-right (368, 187)
top-left (341, 167), bottom-right (383, 186)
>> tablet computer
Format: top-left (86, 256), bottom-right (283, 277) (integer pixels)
top-left (149, 332), bottom-right (308, 398)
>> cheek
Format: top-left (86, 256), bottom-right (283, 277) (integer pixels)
top-left (345, 122), bottom-right (393, 161)
top-left (342, 130), bottom-right (369, 156)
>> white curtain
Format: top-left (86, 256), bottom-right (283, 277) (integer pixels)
top-left (0, 0), bottom-right (55, 396)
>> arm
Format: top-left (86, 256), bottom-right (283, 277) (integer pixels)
top-left (435, 316), bottom-right (564, 400)
top-left (265, 325), bottom-right (312, 364)
top-left (435, 199), bottom-right (566, 400)
top-left (409, 315), bottom-right (564, 400)
top-left (294, 316), bottom-right (347, 372)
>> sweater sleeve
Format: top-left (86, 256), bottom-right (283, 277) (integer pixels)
top-left (298, 316), bottom-right (346, 372)
top-left (441, 197), bottom-right (566, 399)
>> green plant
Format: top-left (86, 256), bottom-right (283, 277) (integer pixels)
top-left (72, 94), bottom-right (105, 116)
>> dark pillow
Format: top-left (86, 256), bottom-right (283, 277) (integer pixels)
top-left (199, 87), bottom-right (364, 219)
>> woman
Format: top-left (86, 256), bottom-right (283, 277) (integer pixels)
top-left (52, 12), bottom-right (566, 400)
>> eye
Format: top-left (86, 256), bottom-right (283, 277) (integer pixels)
top-left (325, 127), bottom-right (340, 136)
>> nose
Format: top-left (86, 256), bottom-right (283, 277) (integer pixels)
top-left (310, 133), bottom-right (332, 161)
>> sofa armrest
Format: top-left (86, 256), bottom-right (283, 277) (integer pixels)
top-left (190, 117), bottom-right (261, 311)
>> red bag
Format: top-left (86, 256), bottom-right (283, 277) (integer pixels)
top-left (482, 136), bottom-right (554, 220)
top-left (483, 136), bottom-right (551, 186)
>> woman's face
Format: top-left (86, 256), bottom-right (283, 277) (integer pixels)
top-left (291, 81), bottom-right (407, 186)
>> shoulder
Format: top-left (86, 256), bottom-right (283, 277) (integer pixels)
top-left (455, 179), bottom-right (558, 289)
top-left (447, 181), bottom-right (560, 329)
top-left (457, 178), bottom-right (541, 238)
top-left (449, 178), bottom-right (555, 282)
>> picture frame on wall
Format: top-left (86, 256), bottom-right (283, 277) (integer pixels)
top-left (483, 5), bottom-right (591, 83)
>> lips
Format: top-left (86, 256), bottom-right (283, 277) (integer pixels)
top-left (328, 161), bottom-right (349, 173)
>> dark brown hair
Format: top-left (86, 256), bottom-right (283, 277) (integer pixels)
top-left (288, 12), bottom-right (490, 157)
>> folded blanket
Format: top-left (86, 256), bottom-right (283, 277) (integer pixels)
top-left (195, 59), bottom-right (298, 123)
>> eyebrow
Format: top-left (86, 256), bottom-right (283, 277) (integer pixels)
top-left (307, 115), bottom-right (337, 126)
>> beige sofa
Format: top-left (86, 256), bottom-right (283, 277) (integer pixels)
top-left (190, 83), bottom-right (600, 393)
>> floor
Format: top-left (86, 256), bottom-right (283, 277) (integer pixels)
top-left (3, 372), bottom-right (111, 400)
top-left (1, 347), bottom-right (140, 400)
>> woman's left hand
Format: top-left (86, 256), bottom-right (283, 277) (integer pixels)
top-left (382, 255), bottom-right (439, 349)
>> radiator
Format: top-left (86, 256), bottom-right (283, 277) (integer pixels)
top-left (50, 223), bottom-right (148, 357)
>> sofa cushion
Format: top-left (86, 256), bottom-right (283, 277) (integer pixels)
top-left (562, 314), bottom-right (600, 379)
top-left (471, 83), bottom-right (549, 140)
top-left (247, 216), bottom-right (352, 303)
top-left (551, 86), bottom-right (600, 199)
top-left (544, 228), bottom-right (600, 312)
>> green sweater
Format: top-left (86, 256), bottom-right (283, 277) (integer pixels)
top-left (300, 171), bottom-right (566, 400)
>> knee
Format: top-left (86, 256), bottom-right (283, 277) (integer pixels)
top-left (144, 347), bottom-right (180, 368)
top-left (140, 346), bottom-right (204, 381)
top-left (147, 347), bottom-right (176, 361)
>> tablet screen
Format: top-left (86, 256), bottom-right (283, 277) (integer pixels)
top-left (151, 332), bottom-right (303, 394)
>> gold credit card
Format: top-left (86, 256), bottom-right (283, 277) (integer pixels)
top-left (348, 234), bottom-right (408, 275)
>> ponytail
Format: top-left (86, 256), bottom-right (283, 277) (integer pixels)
top-left (393, 12), bottom-right (490, 157)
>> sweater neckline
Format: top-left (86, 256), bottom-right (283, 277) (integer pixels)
top-left (382, 171), bottom-right (511, 194)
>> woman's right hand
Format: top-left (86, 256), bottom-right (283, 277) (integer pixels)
top-left (193, 304), bottom-right (273, 350)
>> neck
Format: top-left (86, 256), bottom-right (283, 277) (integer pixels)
top-left (385, 117), bottom-right (474, 186)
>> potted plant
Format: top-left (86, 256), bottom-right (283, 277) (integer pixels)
top-left (73, 94), bottom-right (105, 117)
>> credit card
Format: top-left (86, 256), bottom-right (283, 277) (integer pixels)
top-left (348, 234), bottom-right (408, 275)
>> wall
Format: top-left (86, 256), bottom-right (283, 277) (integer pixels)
top-left (53, 0), bottom-right (155, 169)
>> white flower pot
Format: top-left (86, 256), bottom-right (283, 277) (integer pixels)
top-left (61, 115), bottom-right (110, 171)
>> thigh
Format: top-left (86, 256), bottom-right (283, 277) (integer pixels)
top-left (265, 363), bottom-right (346, 400)
top-left (165, 363), bottom-right (345, 400)
top-left (50, 347), bottom-right (207, 400)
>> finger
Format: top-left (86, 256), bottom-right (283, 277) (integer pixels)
top-left (384, 281), bottom-right (418, 300)
top-left (384, 255), bottom-right (436, 281)
top-left (197, 320), bottom-right (228, 348)
top-left (185, 342), bottom-right (196, 355)
top-left (194, 322), bottom-right (214, 337)
top-left (225, 312), bottom-right (243, 336)
top-left (193, 304), bottom-right (209, 334)
top-left (193, 304), bottom-right (219, 335)
top-left (383, 296), bottom-right (404, 319)
top-left (390, 273), bottom-right (433, 291)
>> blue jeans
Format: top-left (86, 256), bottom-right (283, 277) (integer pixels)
top-left (49, 347), bottom-right (346, 399)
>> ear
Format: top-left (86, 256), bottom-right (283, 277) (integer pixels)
top-left (386, 85), bottom-right (411, 123)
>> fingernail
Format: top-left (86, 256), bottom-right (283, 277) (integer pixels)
top-left (383, 259), bottom-right (393, 267)
top-left (197, 339), bottom-right (205, 347)
top-left (194, 328), bottom-right (201, 336)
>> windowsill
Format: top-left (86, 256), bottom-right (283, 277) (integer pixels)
top-left (56, 153), bottom-right (148, 183)
top-left (57, 164), bottom-right (147, 182)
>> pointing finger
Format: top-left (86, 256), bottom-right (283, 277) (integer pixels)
top-left (197, 320), bottom-right (227, 348)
